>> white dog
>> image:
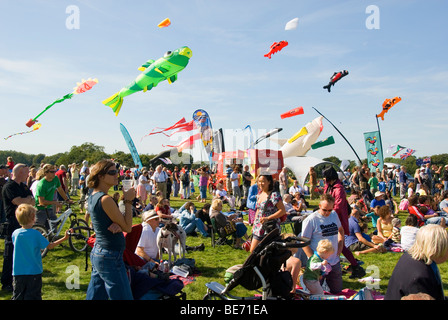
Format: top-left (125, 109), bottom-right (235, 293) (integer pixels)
top-left (156, 221), bottom-right (187, 266)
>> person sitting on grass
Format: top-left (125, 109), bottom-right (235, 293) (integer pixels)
top-left (345, 205), bottom-right (386, 256)
top-left (372, 205), bottom-right (394, 244)
top-left (400, 215), bottom-right (419, 251)
top-left (214, 182), bottom-right (236, 211)
top-left (155, 198), bottom-right (174, 225)
top-left (177, 201), bottom-right (209, 237)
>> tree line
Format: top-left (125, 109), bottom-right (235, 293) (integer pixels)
top-left (0, 142), bottom-right (192, 171)
top-left (323, 154), bottom-right (448, 175)
top-left (1, 143), bottom-right (446, 175)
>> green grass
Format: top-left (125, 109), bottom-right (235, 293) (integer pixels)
top-left (1, 190), bottom-right (447, 300)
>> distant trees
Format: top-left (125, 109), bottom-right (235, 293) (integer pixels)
top-left (0, 142), bottom-right (194, 170)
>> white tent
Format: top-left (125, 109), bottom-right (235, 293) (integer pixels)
top-left (283, 156), bottom-right (341, 187)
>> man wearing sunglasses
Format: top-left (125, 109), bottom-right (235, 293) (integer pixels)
top-left (295, 194), bottom-right (345, 295)
top-left (35, 164), bottom-right (73, 228)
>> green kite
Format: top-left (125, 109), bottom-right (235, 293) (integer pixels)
top-left (103, 46), bottom-right (192, 116)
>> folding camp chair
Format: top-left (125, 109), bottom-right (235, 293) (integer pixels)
top-left (210, 217), bottom-right (236, 248)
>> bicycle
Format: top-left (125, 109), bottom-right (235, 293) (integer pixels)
top-left (32, 202), bottom-right (91, 257)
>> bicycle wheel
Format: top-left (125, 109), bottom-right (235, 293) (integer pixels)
top-left (69, 219), bottom-right (91, 253)
top-left (32, 225), bottom-right (50, 258)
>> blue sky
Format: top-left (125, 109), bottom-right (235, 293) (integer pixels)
top-left (1, 0), bottom-right (447, 163)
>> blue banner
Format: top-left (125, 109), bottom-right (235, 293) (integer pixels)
top-left (120, 123), bottom-right (143, 169)
top-left (364, 131), bottom-right (383, 172)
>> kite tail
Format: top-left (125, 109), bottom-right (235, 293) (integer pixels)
top-left (102, 92), bottom-right (123, 116)
top-left (323, 83), bottom-right (331, 92)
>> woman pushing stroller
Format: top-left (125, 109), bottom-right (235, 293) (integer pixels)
top-left (250, 173), bottom-right (287, 252)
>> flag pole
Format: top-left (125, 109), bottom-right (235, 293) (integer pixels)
top-left (375, 114), bottom-right (385, 169)
top-left (312, 107), bottom-right (362, 165)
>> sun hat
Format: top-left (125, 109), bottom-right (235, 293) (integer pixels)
top-left (142, 210), bottom-right (159, 222)
top-left (374, 191), bottom-right (384, 198)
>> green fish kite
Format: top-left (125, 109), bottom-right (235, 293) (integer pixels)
top-left (103, 46), bottom-right (192, 115)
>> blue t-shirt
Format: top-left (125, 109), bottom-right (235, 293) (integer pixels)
top-left (378, 181), bottom-right (386, 192)
top-left (345, 216), bottom-right (361, 248)
top-left (12, 228), bottom-right (49, 276)
top-left (366, 212), bottom-right (380, 228)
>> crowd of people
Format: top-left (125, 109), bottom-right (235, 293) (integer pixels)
top-left (2, 155), bottom-right (448, 300)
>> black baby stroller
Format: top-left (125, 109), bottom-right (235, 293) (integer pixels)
top-left (203, 228), bottom-right (310, 300)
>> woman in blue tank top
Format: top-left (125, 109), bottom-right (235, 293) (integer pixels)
top-left (85, 160), bottom-right (135, 300)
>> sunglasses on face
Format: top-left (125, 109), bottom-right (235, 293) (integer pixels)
top-left (106, 169), bottom-right (118, 176)
top-left (47, 170), bottom-right (57, 173)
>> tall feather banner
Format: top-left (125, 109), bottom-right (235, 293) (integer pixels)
top-left (364, 131), bottom-right (384, 172)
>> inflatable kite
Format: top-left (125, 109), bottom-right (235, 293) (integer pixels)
top-left (323, 70), bottom-right (348, 92)
top-left (142, 117), bottom-right (194, 139)
top-left (26, 78), bottom-right (98, 127)
top-left (163, 133), bottom-right (201, 152)
top-left (103, 46), bottom-right (192, 116)
top-left (120, 123), bottom-right (143, 169)
top-left (281, 107), bottom-right (304, 119)
top-left (285, 18), bottom-right (299, 30)
top-left (253, 128), bottom-right (283, 147)
top-left (311, 136), bottom-right (335, 150)
top-left (264, 41), bottom-right (288, 59)
top-left (5, 123), bottom-right (41, 140)
top-left (192, 109), bottom-right (213, 156)
top-left (158, 18), bottom-right (171, 28)
top-left (271, 116), bottom-right (323, 158)
top-left (377, 97), bottom-right (401, 121)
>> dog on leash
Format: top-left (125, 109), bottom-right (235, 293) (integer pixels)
top-left (157, 221), bottom-right (187, 266)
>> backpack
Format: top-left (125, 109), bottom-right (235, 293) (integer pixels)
top-left (181, 171), bottom-right (189, 185)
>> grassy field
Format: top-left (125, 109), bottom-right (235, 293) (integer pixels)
top-left (0, 188), bottom-right (447, 300)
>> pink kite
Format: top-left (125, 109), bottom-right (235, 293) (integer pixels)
top-left (142, 117), bottom-right (194, 139)
top-left (73, 78), bottom-right (98, 94)
top-left (163, 133), bottom-right (201, 153)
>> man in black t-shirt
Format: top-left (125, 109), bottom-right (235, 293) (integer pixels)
top-left (1, 164), bottom-right (34, 291)
top-left (242, 165), bottom-right (253, 199)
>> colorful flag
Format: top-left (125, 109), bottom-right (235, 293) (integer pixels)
top-left (192, 109), bottom-right (214, 156)
top-left (392, 145), bottom-right (406, 157)
top-left (400, 149), bottom-right (416, 160)
top-left (120, 123), bottom-right (143, 169)
top-left (364, 131), bottom-right (384, 172)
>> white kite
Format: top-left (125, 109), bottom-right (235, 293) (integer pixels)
top-left (271, 116), bottom-right (323, 158)
top-left (285, 17), bottom-right (299, 30)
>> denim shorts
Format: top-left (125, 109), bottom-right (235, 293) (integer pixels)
top-left (86, 244), bottom-right (133, 300)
